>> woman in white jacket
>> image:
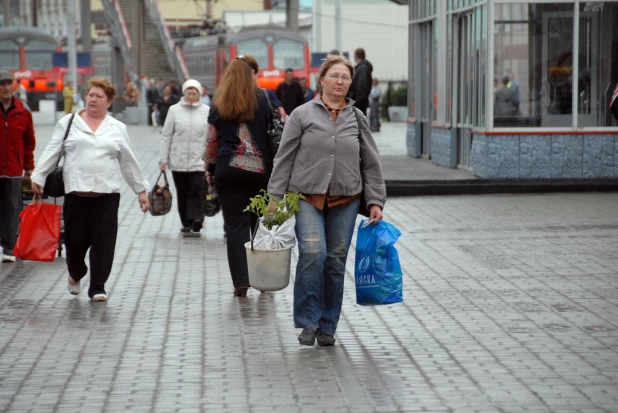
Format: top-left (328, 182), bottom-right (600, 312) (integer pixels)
top-left (159, 79), bottom-right (210, 233)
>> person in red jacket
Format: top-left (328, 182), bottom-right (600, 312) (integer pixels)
top-left (0, 70), bottom-right (36, 263)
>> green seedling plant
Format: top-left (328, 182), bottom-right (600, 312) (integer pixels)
top-left (244, 190), bottom-right (304, 230)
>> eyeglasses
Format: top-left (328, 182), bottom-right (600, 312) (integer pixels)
top-left (326, 73), bottom-right (352, 83)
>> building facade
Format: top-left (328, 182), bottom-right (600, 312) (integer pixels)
top-left (407, 0), bottom-right (618, 178)
top-left (313, 0), bottom-right (408, 81)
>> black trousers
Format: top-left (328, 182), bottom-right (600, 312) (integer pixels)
top-left (64, 193), bottom-right (120, 298)
top-left (172, 171), bottom-right (204, 229)
top-left (215, 165), bottom-right (269, 288)
top-left (0, 177), bottom-right (22, 255)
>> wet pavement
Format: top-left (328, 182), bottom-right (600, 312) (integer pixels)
top-left (0, 123), bottom-right (617, 412)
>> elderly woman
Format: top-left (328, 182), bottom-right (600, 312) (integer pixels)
top-left (31, 77), bottom-right (150, 302)
top-left (159, 79), bottom-right (210, 233)
top-left (268, 55), bottom-right (386, 346)
top-left (203, 55), bottom-right (283, 297)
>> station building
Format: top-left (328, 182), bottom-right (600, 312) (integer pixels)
top-left (406, 0), bottom-right (618, 178)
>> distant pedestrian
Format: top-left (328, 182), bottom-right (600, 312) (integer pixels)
top-left (16, 83), bottom-right (27, 105)
top-left (0, 70), bottom-right (36, 263)
top-left (494, 75), bottom-right (517, 117)
top-left (155, 85), bottom-right (179, 127)
top-left (203, 54), bottom-right (282, 297)
top-left (146, 78), bottom-right (159, 126)
top-left (329, 49), bottom-right (340, 56)
top-left (169, 80), bottom-right (180, 96)
top-left (299, 77), bottom-right (315, 103)
top-left (159, 79), bottom-right (209, 234)
top-left (63, 80), bottom-right (75, 114)
top-left (347, 47), bottom-right (373, 116)
top-left (369, 79), bottom-right (381, 132)
top-left (200, 84), bottom-right (211, 105)
top-left (275, 68), bottom-right (305, 115)
top-left (124, 82), bottom-right (139, 107)
top-left (268, 55), bottom-right (386, 347)
top-left (508, 73), bottom-right (520, 113)
top-left (31, 77), bottom-right (150, 302)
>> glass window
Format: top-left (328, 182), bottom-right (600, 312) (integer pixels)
top-left (577, 2), bottom-right (618, 127)
top-left (409, 25), bottom-right (416, 118)
top-left (236, 38), bottom-right (268, 70)
top-left (25, 52), bottom-right (53, 70)
top-left (24, 40), bottom-right (56, 51)
top-left (494, 3), bottom-right (574, 128)
top-left (273, 38), bottom-right (304, 69)
top-left (0, 39), bottom-right (19, 70)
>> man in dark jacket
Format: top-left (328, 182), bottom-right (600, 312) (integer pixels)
top-left (348, 48), bottom-right (373, 115)
top-left (0, 70), bottom-right (36, 262)
top-left (275, 69), bottom-right (305, 115)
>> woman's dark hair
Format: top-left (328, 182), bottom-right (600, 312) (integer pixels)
top-left (213, 55), bottom-right (259, 122)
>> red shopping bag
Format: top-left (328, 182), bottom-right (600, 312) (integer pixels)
top-left (13, 201), bottom-right (62, 262)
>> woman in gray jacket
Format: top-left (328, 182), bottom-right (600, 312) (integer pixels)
top-left (159, 79), bottom-right (210, 233)
top-left (268, 55), bottom-right (386, 347)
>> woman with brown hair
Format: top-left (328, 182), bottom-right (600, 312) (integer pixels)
top-left (203, 55), bottom-right (282, 297)
top-left (31, 77), bottom-right (150, 302)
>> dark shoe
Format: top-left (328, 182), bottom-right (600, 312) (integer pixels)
top-left (316, 332), bottom-right (336, 346)
top-left (233, 286), bottom-right (249, 297)
top-left (298, 327), bottom-right (318, 346)
top-left (191, 220), bottom-right (203, 232)
top-left (180, 227), bottom-right (191, 233)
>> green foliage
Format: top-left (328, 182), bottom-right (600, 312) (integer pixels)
top-left (244, 190), bottom-right (304, 230)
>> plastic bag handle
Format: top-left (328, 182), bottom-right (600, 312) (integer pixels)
top-left (156, 170), bottom-right (169, 187)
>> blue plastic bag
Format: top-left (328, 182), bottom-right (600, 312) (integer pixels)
top-left (354, 219), bottom-right (403, 306)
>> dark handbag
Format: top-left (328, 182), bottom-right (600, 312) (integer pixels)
top-left (352, 107), bottom-right (370, 217)
top-left (148, 171), bottom-right (173, 216)
top-left (262, 89), bottom-right (284, 155)
top-left (44, 113), bottom-right (76, 197)
top-left (202, 180), bottom-right (221, 217)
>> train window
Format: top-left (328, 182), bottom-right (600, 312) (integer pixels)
top-left (236, 38), bottom-right (268, 69)
top-left (24, 40), bottom-right (56, 51)
top-left (25, 52), bottom-right (54, 71)
top-left (0, 39), bottom-right (20, 70)
top-left (273, 39), bottom-right (304, 70)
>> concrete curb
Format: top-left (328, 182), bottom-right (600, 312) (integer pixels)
top-left (386, 178), bottom-right (618, 196)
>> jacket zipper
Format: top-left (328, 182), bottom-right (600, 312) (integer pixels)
top-left (187, 108), bottom-right (192, 172)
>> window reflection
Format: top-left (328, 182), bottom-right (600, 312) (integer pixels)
top-left (236, 38), bottom-right (268, 70)
top-left (273, 39), bottom-right (304, 69)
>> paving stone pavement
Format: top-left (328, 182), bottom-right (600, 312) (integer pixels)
top-left (0, 123), bottom-right (617, 413)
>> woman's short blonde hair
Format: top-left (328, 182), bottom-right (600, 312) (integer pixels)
top-left (317, 55), bottom-right (355, 92)
top-left (86, 77), bottom-right (117, 102)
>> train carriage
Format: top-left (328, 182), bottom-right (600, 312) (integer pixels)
top-left (182, 28), bottom-right (310, 93)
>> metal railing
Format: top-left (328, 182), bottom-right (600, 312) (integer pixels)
top-left (144, 0), bottom-right (189, 82)
top-left (100, 0), bottom-right (137, 83)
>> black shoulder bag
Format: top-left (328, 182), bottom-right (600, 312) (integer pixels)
top-left (44, 113), bottom-right (76, 197)
top-left (262, 89), bottom-right (284, 155)
top-left (351, 107), bottom-right (370, 217)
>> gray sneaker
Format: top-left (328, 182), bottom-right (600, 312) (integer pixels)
top-left (316, 332), bottom-right (336, 346)
top-left (298, 327), bottom-right (318, 346)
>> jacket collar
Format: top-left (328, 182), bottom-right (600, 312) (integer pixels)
top-left (72, 109), bottom-right (115, 134)
top-left (179, 97), bottom-right (204, 108)
top-left (311, 94), bottom-right (355, 110)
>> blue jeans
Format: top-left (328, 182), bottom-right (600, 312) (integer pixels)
top-left (293, 198), bottom-right (360, 335)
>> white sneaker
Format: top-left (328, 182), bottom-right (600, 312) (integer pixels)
top-left (92, 294), bottom-right (107, 302)
top-left (67, 276), bottom-right (80, 295)
top-left (2, 254), bottom-right (16, 263)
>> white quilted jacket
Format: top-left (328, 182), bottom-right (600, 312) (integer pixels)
top-left (159, 98), bottom-right (210, 172)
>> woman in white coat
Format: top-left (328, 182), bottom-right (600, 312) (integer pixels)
top-left (159, 79), bottom-right (210, 233)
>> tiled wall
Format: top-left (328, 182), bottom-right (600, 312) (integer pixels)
top-left (471, 134), bottom-right (618, 178)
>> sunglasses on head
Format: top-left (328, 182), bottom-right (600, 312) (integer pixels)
top-left (235, 55), bottom-right (246, 61)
